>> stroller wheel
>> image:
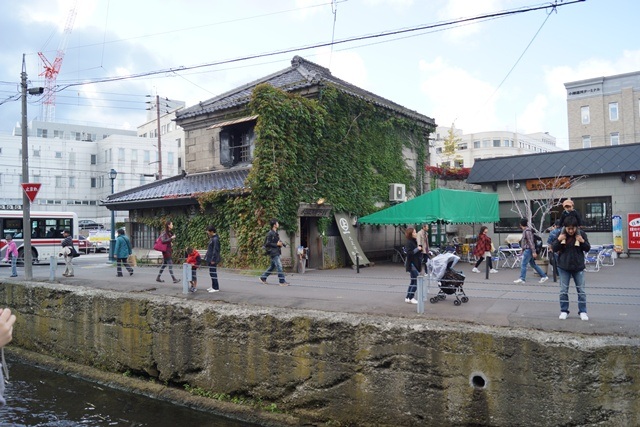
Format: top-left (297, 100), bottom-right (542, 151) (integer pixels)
top-left (454, 299), bottom-right (462, 306)
top-left (461, 296), bottom-right (469, 303)
top-left (430, 297), bottom-right (438, 304)
top-left (438, 294), bottom-right (446, 300)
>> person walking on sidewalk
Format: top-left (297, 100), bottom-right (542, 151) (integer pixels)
top-left (204, 226), bottom-right (221, 293)
top-left (404, 227), bottom-right (423, 304)
top-left (552, 215), bottom-right (591, 321)
top-left (156, 221), bottom-right (180, 283)
top-left (60, 229), bottom-right (75, 277)
top-left (2, 234), bottom-right (18, 277)
top-left (514, 218), bottom-right (549, 284)
top-left (417, 223), bottom-right (430, 275)
top-left (472, 226), bottom-right (497, 274)
top-left (114, 229), bottom-right (134, 277)
top-left (259, 219), bottom-right (289, 286)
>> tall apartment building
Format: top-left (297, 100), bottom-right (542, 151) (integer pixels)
top-left (430, 126), bottom-right (560, 168)
top-left (565, 71), bottom-right (640, 149)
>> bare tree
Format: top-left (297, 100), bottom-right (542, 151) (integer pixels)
top-left (507, 169), bottom-right (587, 234)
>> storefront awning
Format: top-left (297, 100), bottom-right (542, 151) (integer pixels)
top-left (207, 115), bottom-right (258, 130)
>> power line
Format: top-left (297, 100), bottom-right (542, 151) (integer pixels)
top-left (50, 0), bottom-right (585, 93)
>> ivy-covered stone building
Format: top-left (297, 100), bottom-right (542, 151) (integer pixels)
top-left (103, 56), bottom-right (435, 269)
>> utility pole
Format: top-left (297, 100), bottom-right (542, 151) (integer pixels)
top-left (21, 54), bottom-right (33, 279)
top-left (156, 95), bottom-right (163, 180)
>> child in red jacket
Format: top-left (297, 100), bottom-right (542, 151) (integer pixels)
top-left (185, 247), bottom-right (201, 293)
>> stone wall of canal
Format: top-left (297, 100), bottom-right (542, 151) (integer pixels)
top-left (2, 281), bottom-right (639, 426)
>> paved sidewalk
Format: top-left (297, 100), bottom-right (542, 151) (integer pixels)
top-left (8, 254), bottom-right (640, 338)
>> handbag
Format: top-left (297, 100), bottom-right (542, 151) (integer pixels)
top-left (70, 246), bottom-right (81, 258)
top-left (153, 236), bottom-right (168, 252)
top-left (127, 254), bottom-right (137, 267)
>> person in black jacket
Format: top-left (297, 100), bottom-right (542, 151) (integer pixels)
top-left (204, 225), bottom-right (221, 293)
top-left (552, 215), bottom-right (591, 321)
top-left (404, 227), bottom-right (423, 304)
top-left (259, 219), bottom-right (289, 286)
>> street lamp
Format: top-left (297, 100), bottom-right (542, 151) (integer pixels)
top-left (108, 168), bottom-right (117, 262)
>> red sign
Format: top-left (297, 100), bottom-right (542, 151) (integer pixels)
top-left (629, 213), bottom-right (640, 251)
top-left (21, 183), bottom-right (42, 203)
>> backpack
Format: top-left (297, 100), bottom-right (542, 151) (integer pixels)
top-left (533, 233), bottom-right (543, 254)
top-left (261, 234), bottom-right (270, 256)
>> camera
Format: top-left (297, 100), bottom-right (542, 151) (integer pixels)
top-left (281, 242), bottom-right (287, 248)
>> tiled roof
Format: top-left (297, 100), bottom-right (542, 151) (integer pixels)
top-left (467, 143), bottom-right (640, 184)
top-left (102, 167), bottom-right (250, 209)
top-left (176, 56), bottom-right (435, 127)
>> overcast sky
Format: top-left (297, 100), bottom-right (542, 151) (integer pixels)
top-left (1, 0), bottom-right (638, 148)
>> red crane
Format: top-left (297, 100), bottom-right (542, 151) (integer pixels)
top-left (37, 1), bottom-right (78, 122)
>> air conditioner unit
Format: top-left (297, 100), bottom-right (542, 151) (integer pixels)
top-left (389, 183), bottom-right (406, 202)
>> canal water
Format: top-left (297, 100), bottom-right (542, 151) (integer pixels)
top-left (0, 356), bottom-right (261, 426)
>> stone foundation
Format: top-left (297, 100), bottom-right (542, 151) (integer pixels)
top-left (2, 281), bottom-right (639, 426)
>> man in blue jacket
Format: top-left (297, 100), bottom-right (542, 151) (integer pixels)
top-left (552, 215), bottom-right (590, 321)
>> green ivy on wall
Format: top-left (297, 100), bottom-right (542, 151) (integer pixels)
top-left (149, 84), bottom-right (432, 269)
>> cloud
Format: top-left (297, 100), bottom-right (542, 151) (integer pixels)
top-left (315, 49), bottom-right (369, 89)
top-left (516, 94), bottom-right (548, 134)
top-left (418, 56), bottom-right (499, 132)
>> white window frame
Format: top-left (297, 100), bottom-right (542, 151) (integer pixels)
top-left (581, 106), bottom-right (590, 124)
top-left (609, 102), bottom-right (618, 121)
top-left (582, 136), bottom-right (591, 148)
top-left (610, 132), bottom-right (619, 146)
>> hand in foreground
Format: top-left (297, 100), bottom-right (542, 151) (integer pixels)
top-left (0, 308), bottom-right (16, 348)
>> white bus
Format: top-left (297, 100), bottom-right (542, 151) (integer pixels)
top-left (0, 210), bottom-right (79, 264)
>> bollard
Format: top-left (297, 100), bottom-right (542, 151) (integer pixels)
top-left (485, 251), bottom-right (490, 280)
top-left (416, 275), bottom-right (425, 314)
top-left (182, 263), bottom-right (190, 294)
top-left (49, 255), bottom-right (56, 281)
top-left (356, 253), bottom-right (360, 273)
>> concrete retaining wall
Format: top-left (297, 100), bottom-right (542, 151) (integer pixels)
top-left (3, 281), bottom-right (639, 426)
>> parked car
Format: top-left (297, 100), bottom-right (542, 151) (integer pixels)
top-left (77, 235), bottom-right (94, 253)
top-left (78, 220), bottom-right (104, 230)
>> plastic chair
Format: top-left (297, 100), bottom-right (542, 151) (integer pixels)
top-left (600, 245), bottom-right (615, 266)
top-left (584, 247), bottom-right (602, 272)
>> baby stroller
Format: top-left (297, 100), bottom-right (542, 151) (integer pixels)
top-left (427, 252), bottom-right (468, 306)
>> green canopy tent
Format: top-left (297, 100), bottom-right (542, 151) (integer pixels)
top-left (358, 188), bottom-right (499, 226)
top-left (358, 188), bottom-right (499, 254)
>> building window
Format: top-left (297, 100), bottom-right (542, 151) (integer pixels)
top-left (132, 149), bottom-right (138, 163)
top-left (91, 154), bottom-right (97, 165)
top-left (219, 124), bottom-right (256, 167)
top-left (69, 152), bottom-right (75, 164)
top-left (91, 177), bottom-right (97, 188)
top-left (435, 147), bottom-right (443, 154)
top-left (493, 139), bottom-right (501, 147)
top-left (482, 139), bottom-right (490, 148)
top-left (454, 159), bottom-right (464, 168)
top-left (54, 130), bottom-right (64, 139)
top-left (118, 148), bottom-right (125, 161)
top-left (55, 151), bottom-right (62, 158)
top-left (33, 149), bottom-right (40, 157)
top-left (176, 138), bottom-right (181, 148)
top-left (440, 161), bottom-right (450, 168)
top-left (168, 152), bottom-right (174, 165)
top-left (457, 143), bottom-right (467, 150)
top-left (55, 176), bottom-right (63, 188)
top-left (33, 175), bottom-right (41, 183)
top-left (581, 106), bottom-right (590, 124)
top-left (582, 136), bottom-right (591, 148)
top-left (144, 150), bottom-right (150, 163)
top-left (609, 102), bottom-right (618, 121)
top-left (37, 128), bottom-right (48, 138)
top-left (69, 176), bottom-right (76, 188)
top-left (610, 132), bottom-right (620, 146)
top-left (473, 140), bottom-right (480, 148)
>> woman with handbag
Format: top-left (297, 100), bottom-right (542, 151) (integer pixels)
top-left (156, 221), bottom-right (180, 283)
top-left (60, 229), bottom-right (75, 277)
top-left (472, 226), bottom-right (497, 274)
top-left (114, 229), bottom-right (134, 277)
